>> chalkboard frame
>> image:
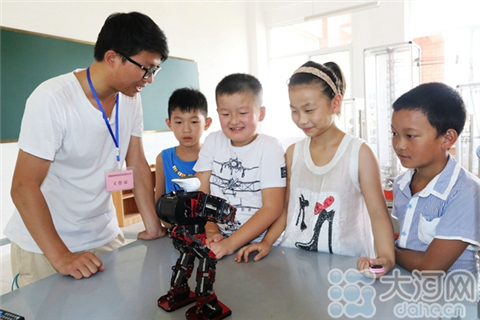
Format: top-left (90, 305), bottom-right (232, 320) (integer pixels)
top-left (0, 27), bottom-right (199, 142)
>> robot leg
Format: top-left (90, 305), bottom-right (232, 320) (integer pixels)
top-left (185, 256), bottom-right (231, 320)
top-left (158, 250), bottom-right (197, 311)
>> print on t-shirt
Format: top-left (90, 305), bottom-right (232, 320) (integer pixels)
top-left (212, 156), bottom-right (261, 237)
top-left (295, 194), bottom-right (336, 254)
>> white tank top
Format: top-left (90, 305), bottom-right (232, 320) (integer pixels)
top-left (280, 134), bottom-right (375, 258)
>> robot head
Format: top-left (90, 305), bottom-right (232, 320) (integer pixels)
top-left (156, 191), bottom-right (205, 225)
top-left (156, 191), bottom-right (236, 226)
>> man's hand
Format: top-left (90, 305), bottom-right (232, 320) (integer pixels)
top-left (52, 251), bottom-right (105, 279)
top-left (137, 226), bottom-right (167, 240)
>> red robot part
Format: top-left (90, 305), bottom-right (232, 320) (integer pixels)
top-left (158, 289), bottom-right (196, 312)
top-left (185, 292), bottom-right (232, 320)
top-left (158, 249), bottom-right (196, 311)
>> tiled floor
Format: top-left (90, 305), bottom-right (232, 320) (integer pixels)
top-left (0, 222), bottom-right (145, 295)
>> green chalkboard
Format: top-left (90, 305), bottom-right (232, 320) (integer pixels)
top-left (0, 27), bottom-right (199, 141)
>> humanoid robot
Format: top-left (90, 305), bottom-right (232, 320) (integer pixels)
top-left (155, 177), bottom-right (236, 320)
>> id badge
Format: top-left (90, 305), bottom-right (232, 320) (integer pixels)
top-left (105, 169), bottom-right (134, 192)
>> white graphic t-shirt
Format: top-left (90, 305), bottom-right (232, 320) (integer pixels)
top-left (194, 131), bottom-right (286, 243)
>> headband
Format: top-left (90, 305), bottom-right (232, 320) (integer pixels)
top-left (292, 66), bottom-right (338, 96)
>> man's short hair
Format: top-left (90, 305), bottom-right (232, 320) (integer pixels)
top-left (94, 12), bottom-right (168, 62)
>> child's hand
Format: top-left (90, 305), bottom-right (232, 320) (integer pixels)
top-left (206, 233), bottom-right (224, 247)
top-left (357, 257), bottom-right (393, 279)
top-left (209, 240), bottom-right (235, 260)
top-left (235, 242), bottom-right (271, 263)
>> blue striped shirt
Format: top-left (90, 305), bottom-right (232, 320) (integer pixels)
top-left (392, 155), bottom-right (480, 274)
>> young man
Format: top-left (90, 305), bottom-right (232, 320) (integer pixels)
top-left (5, 12), bottom-right (169, 286)
top-left (194, 73), bottom-right (286, 259)
top-left (391, 82), bottom-right (480, 274)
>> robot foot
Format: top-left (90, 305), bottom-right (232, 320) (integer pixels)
top-left (185, 298), bottom-right (231, 320)
top-left (158, 290), bottom-right (196, 312)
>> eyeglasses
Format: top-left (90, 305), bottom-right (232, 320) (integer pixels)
top-left (116, 51), bottom-right (161, 79)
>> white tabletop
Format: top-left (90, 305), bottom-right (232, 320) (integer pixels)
top-left (0, 237), bottom-right (477, 319)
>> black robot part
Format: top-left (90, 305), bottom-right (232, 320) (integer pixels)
top-left (156, 191), bottom-right (236, 226)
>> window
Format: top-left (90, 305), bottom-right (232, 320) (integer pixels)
top-left (410, 0), bottom-right (480, 86)
top-left (410, 0), bottom-right (480, 176)
top-left (263, 14), bottom-right (352, 138)
top-left (413, 28), bottom-right (480, 86)
top-left (269, 14), bottom-right (352, 58)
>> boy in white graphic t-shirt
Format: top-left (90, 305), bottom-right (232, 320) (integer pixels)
top-left (194, 73), bottom-right (286, 259)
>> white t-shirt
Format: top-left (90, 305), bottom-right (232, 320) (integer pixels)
top-left (281, 134), bottom-right (375, 258)
top-left (4, 70), bottom-right (143, 253)
top-left (194, 131), bottom-right (286, 243)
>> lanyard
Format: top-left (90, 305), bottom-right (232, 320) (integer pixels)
top-left (86, 67), bottom-right (120, 168)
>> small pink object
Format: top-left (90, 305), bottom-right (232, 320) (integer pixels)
top-left (369, 264), bottom-right (384, 274)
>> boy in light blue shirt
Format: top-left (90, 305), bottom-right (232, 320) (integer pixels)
top-left (391, 82), bottom-right (480, 274)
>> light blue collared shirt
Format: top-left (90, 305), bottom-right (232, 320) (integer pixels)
top-left (392, 155), bottom-right (480, 273)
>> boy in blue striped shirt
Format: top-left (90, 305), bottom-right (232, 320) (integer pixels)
top-left (391, 82), bottom-right (480, 274)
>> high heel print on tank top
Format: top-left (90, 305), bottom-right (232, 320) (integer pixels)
top-left (295, 195), bottom-right (335, 253)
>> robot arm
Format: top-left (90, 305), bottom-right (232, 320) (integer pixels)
top-left (196, 193), bottom-right (236, 224)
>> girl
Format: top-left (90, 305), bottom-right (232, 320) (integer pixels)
top-left (235, 61), bottom-right (395, 277)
